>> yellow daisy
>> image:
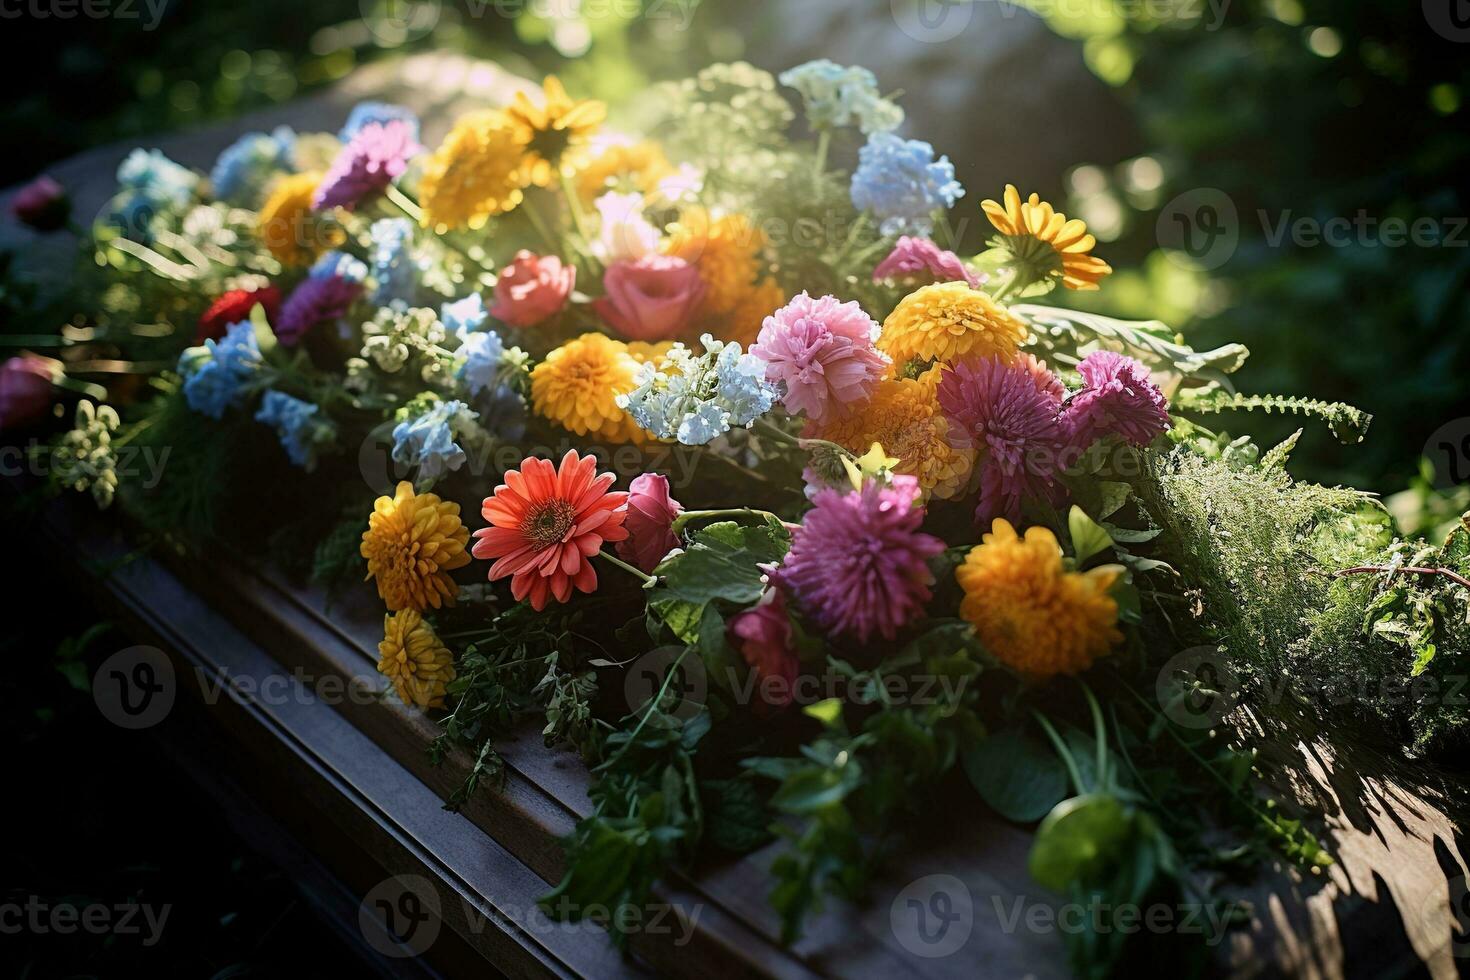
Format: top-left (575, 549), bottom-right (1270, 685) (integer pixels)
top-left (530, 332), bottom-right (643, 442)
top-left (505, 75), bottom-right (607, 187)
top-left (664, 208), bottom-right (766, 318)
top-left (417, 110), bottom-right (526, 231)
top-left (377, 609), bottom-right (456, 709)
top-left (576, 140), bottom-right (676, 204)
top-left (257, 171), bottom-right (339, 266)
top-left (878, 281), bottom-right (1027, 367)
top-left (955, 519), bottom-right (1122, 678)
top-left (810, 366), bottom-right (974, 501)
top-left (981, 184), bottom-right (1112, 291)
top-left (361, 481), bottom-right (472, 611)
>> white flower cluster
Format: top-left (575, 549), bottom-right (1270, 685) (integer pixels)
top-left (617, 334), bottom-right (780, 445)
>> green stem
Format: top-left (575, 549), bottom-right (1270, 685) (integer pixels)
top-left (754, 418), bottom-right (856, 462)
top-left (559, 167), bottom-right (595, 248)
top-left (598, 646), bottom-right (690, 772)
top-left (813, 129), bottom-right (831, 180)
top-left (385, 183), bottom-right (424, 225)
top-left (671, 507), bottom-right (783, 535)
top-left (596, 549), bottom-right (655, 586)
top-left (1032, 711), bottom-right (1087, 796)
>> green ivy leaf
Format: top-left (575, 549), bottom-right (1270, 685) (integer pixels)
top-left (963, 726), bottom-right (1069, 823)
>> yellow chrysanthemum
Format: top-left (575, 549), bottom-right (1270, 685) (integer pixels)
top-left (664, 208), bottom-right (766, 318)
top-left (531, 332), bottom-right (644, 442)
top-left (257, 171), bottom-right (339, 266)
top-left (810, 367), bottom-right (974, 501)
top-left (982, 184), bottom-right (1112, 291)
top-left (576, 140), bottom-right (676, 204)
top-left (505, 75), bottom-right (607, 187)
top-left (878, 281), bottom-right (1027, 367)
top-left (361, 481), bottom-right (472, 611)
top-left (626, 340), bottom-right (676, 365)
top-left (417, 110), bottom-right (526, 231)
top-left (955, 519), bottom-right (1122, 678)
top-left (377, 609), bottom-right (456, 709)
top-left (704, 276), bottom-right (787, 347)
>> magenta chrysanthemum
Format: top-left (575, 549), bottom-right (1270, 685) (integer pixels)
top-left (1063, 351), bottom-right (1171, 449)
top-left (770, 475), bottom-right (944, 643)
top-left (937, 355), bottom-right (1067, 525)
top-left (872, 235), bottom-right (980, 287)
top-left (275, 275), bottom-right (362, 346)
top-left (751, 291), bottom-right (889, 423)
top-left (312, 120), bottom-right (422, 211)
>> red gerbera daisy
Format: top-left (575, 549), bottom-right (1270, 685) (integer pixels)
top-left (197, 286), bottom-right (281, 343)
top-left (472, 450), bottom-right (629, 611)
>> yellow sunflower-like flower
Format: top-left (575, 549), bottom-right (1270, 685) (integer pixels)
top-left (982, 184), bottom-right (1112, 291)
top-left (417, 110), bottom-right (526, 231)
top-left (258, 171), bottom-right (339, 266)
top-left (664, 208), bottom-right (766, 318)
top-left (505, 75), bottom-right (607, 187)
top-left (531, 332), bottom-right (644, 442)
top-left (878, 280), bottom-right (1027, 367)
top-left (810, 366), bottom-right (974, 501)
top-left (361, 481), bottom-right (472, 611)
top-left (955, 519), bottom-right (1122, 678)
top-left (576, 140), bottom-right (676, 204)
top-left (377, 609), bottom-right (456, 709)
top-left (705, 276), bottom-right (787, 347)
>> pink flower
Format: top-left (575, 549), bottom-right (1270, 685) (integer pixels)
top-left (1062, 351), bottom-right (1172, 449)
top-left (313, 120), bottom-right (422, 211)
top-left (616, 473), bottom-right (684, 573)
top-left (9, 176), bottom-right (70, 232)
top-left (594, 255), bottom-right (705, 342)
top-left (872, 236), bottom-right (980, 288)
top-left (727, 588), bottom-right (800, 710)
top-left (490, 250), bottom-right (576, 328)
top-left (751, 292), bottom-right (888, 423)
top-left (0, 354), bottom-right (57, 430)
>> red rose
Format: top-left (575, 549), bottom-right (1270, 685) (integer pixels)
top-left (197, 286), bottom-right (281, 343)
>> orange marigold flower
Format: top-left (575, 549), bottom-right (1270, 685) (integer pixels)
top-left (955, 519), bottom-right (1122, 678)
top-left (361, 481), bottom-right (472, 611)
top-left (472, 449), bottom-right (629, 611)
top-left (981, 184), bottom-right (1112, 291)
top-left (505, 75), bottom-right (607, 187)
top-left (377, 608), bottom-right (456, 709)
top-left (705, 276), bottom-right (787, 347)
top-left (664, 208), bottom-right (766, 318)
top-left (576, 139), bottom-right (676, 204)
top-left (530, 332), bottom-right (645, 442)
top-left (417, 110), bottom-right (526, 231)
top-left (877, 280), bottom-right (1026, 367)
top-left (258, 171), bottom-right (340, 266)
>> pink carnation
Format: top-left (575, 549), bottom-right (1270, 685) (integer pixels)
top-left (727, 588), bottom-right (800, 710)
top-left (313, 120), bottom-right (422, 211)
top-left (0, 354), bottom-right (57, 430)
top-left (616, 473), bottom-right (684, 573)
top-left (275, 275), bottom-right (362, 346)
top-left (751, 292), bottom-right (888, 423)
top-left (770, 476), bottom-right (944, 643)
top-left (491, 250), bottom-right (576, 328)
top-left (594, 254), bottom-right (704, 342)
top-left (1062, 351), bottom-right (1172, 449)
top-left (872, 236), bottom-right (980, 288)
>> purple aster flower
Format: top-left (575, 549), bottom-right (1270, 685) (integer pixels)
top-left (751, 292), bottom-right (889, 423)
top-left (275, 275), bottom-right (363, 346)
top-left (770, 475), bottom-right (944, 643)
top-left (937, 355), bottom-right (1068, 525)
top-left (312, 120), bottom-right (422, 211)
top-left (1063, 351), bottom-right (1171, 449)
top-left (872, 236), bottom-right (981, 288)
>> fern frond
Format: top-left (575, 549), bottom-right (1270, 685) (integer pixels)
top-left (1174, 389), bottom-right (1373, 445)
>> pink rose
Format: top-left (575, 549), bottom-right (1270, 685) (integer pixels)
top-left (727, 588), bottom-right (799, 711)
top-left (0, 354), bottom-right (58, 430)
top-left (490, 250), bottom-right (575, 328)
top-left (594, 255), bottom-right (705, 342)
top-left (616, 473), bottom-right (683, 573)
top-left (10, 176), bottom-right (71, 232)
top-left (872, 236), bottom-right (980, 288)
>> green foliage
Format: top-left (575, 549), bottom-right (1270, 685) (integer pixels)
top-left (1174, 388), bottom-right (1374, 445)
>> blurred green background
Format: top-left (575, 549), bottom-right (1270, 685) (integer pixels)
top-left (3, 0), bottom-right (1467, 513)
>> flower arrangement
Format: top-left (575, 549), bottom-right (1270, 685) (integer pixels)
top-left (25, 60), bottom-right (1470, 975)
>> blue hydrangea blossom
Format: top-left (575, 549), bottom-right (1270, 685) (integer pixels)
top-left (369, 217), bottom-right (418, 305)
top-left (310, 250), bottom-right (369, 283)
top-left (209, 127), bottom-right (296, 205)
top-left (392, 399), bottom-right (477, 481)
top-left (849, 133), bottom-right (964, 237)
top-left (179, 321), bottom-right (263, 419)
top-left (617, 335), bottom-right (779, 446)
top-left (255, 390), bottom-right (336, 470)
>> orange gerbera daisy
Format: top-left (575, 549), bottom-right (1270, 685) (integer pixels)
top-left (506, 76), bottom-right (607, 187)
top-left (981, 184), bottom-right (1112, 291)
top-left (472, 450), bottom-right (629, 611)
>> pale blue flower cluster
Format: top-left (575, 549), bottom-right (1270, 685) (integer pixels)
top-left (113, 148), bottom-right (198, 241)
top-left (340, 102), bottom-right (420, 144)
top-left (209, 127), bottom-right (296, 205)
top-left (311, 250), bottom-right (369, 283)
top-left (778, 60), bottom-right (903, 135)
top-left (179, 321), bottom-right (262, 419)
top-left (255, 390), bottom-right (336, 470)
top-left (369, 217), bottom-right (418, 305)
top-left (617, 335), bottom-right (779, 446)
top-left (392, 399), bottom-right (477, 481)
top-left (440, 293), bottom-right (487, 335)
top-left (850, 133), bottom-right (964, 237)
top-left (455, 327), bottom-right (505, 398)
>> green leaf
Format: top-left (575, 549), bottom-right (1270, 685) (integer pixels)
top-left (770, 768), bottom-right (854, 815)
top-left (804, 698), bottom-right (844, 727)
top-left (1411, 643), bottom-right (1437, 677)
top-left (963, 726), bottom-right (1069, 823)
top-left (1028, 793), bottom-right (1133, 893)
top-left (1068, 506), bottom-right (1114, 565)
top-left (1096, 481), bottom-right (1132, 520)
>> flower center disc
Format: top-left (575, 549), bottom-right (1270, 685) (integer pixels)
top-left (526, 498), bottom-right (577, 546)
